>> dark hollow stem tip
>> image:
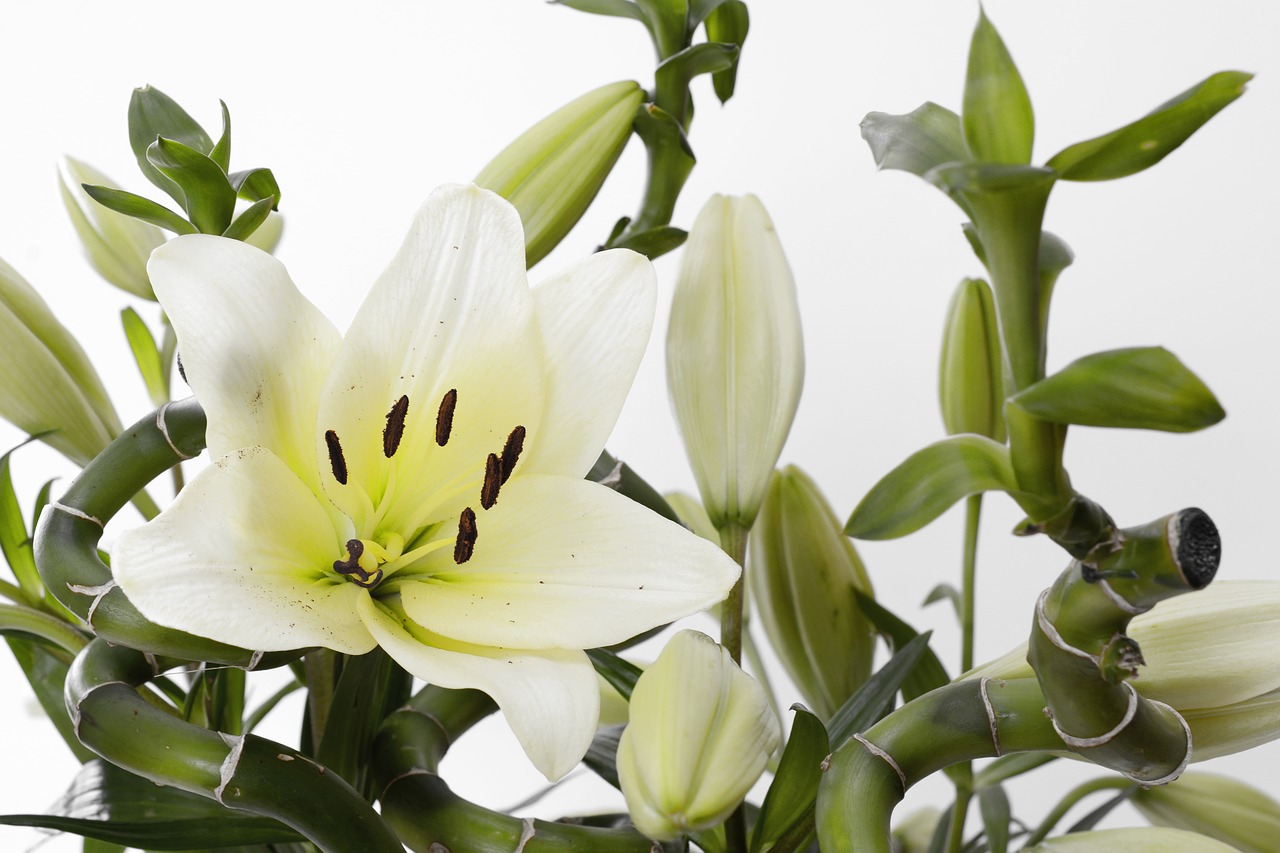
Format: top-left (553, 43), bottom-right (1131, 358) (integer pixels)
top-left (1175, 508), bottom-right (1220, 589)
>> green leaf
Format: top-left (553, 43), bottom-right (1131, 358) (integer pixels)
top-left (861, 102), bottom-right (967, 178)
top-left (854, 593), bottom-right (950, 703)
top-left (588, 449), bottom-right (683, 525)
top-left (1010, 347), bottom-right (1225, 432)
top-left (128, 86), bottom-right (215, 204)
top-left (229, 167), bottom-right (282, 208)
top-left (975, 753), bottom-right (1055, 788)
top-left (846, 435), bottom-right (1017, 540)
top-left (81, 184), bottom-right (196, 235)
top-left (583, 723), bottom-right (624, 788)
top-left (635, 0), bottom-right (690, 59)
top-left (210, 100), bottom-right (232, 173)
top-left (146, 137), bottom-right (237, 234)
top-left (315, 648), bottom-right (411, 799)
top-left (0, 759), bottom-right (302, 849)
top-left (222, 196), bottom-right (275, 242)
top-left (1047, 71), bottom-right (1252, 181)
top-left (750, 705), bottom-right (828, 853)
top-left (586, 645), bottom-right (643, 700)
top-left (923, 583), bottom-right (962, 620)
top-left (655, 42), bottom-right (739, 107)
top-left (826, 632), bottom-right (933, 748)
top-left (963, 10), bottom-right (1034, 164)
top-left (607, 224), bottom-right (688, 260)
top-left (703, 1), bottom-right (748, 103)
top-left (0, 439), bottom-right (41, 599)
top-left (120, 308), bottom-right (168, 407)
top-left (978, 784), bottom-right (1011, 853)
top-left (5, 636), bottom-right (94, 761)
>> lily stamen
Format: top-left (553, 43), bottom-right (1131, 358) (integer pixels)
top-left (454, 506), bottom-right (478, 564)
top-left (436, 388), bottom-right (457, 446)
top-left (500, 425), bottom-right (525, 485)
top-left (383, 394), bottom-right (410, 458)
top-left (481, 452), bottom-right (503, 509)
top-left (325, 429), bottom-right (348, 484)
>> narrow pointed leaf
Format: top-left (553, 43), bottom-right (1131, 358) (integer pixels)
top-left (853, 593), bottom-right (950, 703)
top-left (316, 648), bottom-right (411, 798)
top-left (583, 723), bottom-right (624, 788)
top-left (861, 102), bottom-right (967, 177)
top-left (222, 197), bottom-right (275, 242)
top-left (0, 441), bottom-right (41, 598)
top-left (146, 137), bottom-right (236, 233)
top-left (703, 1), bottom-right (748, 103)
top-left (826, 632), bottom-right (933, 748)
top-left (978, 784), bottom-right (1012, 853)
top-left (120, 308), bottom-right (168, 406)
top-left (128, 86), bottom-right (214, 203)
top-left (655, 42), bottom-right (740, 105)
top-left (608, 224), bottom-right (688, 260)
top-left (1010, 347), bottom-right (1224, 432)
top-left (588, 449), bottom-right (682, 525)
top-left (0, 760), bottom-right (302, 848)
top-left (587, 645), bottom-right (644, 700)
top-left (210, 101), bottom-right (232, 173)
top-left (1064, 787), bottom-right (1137, 832)
top-left (81, 185), bottom-right (196, 235)
top-left (229, 167), bottom-right (282, 208)
top-left (846, 435), bottom-right (1017, 539)
top-left (963, 10), bottom-right (1034, 164)
top-left (1048, 71), bottom-right (1252, 181)
top-left (750, 705), bottom-right (828, 853)
top-left (923, 583), bottom-right (962, 620)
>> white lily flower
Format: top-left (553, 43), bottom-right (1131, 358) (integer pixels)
top-left (113, 184), bottom-right (739, 781)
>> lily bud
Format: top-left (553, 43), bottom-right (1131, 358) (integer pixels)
top-left (242, 208), bottom-right (284, 255)
top-left (616, 629), bottom-right (780, 841)
top-left (0, 257), bottom-right (122, 465)
top-left (939, 277), bottom-right (1004, 440)
top-left (475, 80), bottom-right (643, 267)
top-left (1025, 828), bottom-right (1240, 852)
top-left (1133, 771), bottom-right (1280, 853)
top-left (57, 156), bottom-right (166, 300)
top-left (748, 466), bottom-right (875, 720)
top-left (667, 194), bottom-right (804, 531)
top-left (966, 581), bottom-right (1280, 760)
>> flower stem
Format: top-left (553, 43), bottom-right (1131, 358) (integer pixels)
top-left (960, 494), bottom-right (982, 674)
top-left (1021, 777), bottom-right (1134, 847)
top-left (717, 519), bottom-right (750, 853)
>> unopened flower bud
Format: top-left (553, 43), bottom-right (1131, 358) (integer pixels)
top-left (749, 466), bottom-right (875, 720)
top-left (1133, 771), bottom-right (1280, 853)
top-left (242, 208), bottom-right (283, 255)
top-left (966, 581), bottom-right (1280, 760)
top-left (0, 258), bottom-right (121, 465)
top-left (617, 629), bottom-right (780, 841)
top-left (1025, 827), bottom-right (1239, 852)
top-left (667, 194), bottom-right (804, 531)
top-left (475, 80), bottom-right (643, 267)
top-left (58, 156), bottom-right (166, 300)
top-left (939, 277), bottom-right (1004, 440)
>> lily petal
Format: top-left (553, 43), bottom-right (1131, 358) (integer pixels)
top-left (523, 248), bottom-right (657, 478)
top-left (148, 237), bottom-right (341, 494)
top-left (113, 447), bottom-right (376, 655)
top-left (315, 184), bottom-right (545, 534)
top-left (356, 594), bottom-right (597, 781)
top-left (397, 474), bottom-right (739, 650)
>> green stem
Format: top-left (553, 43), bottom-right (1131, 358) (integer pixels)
top-left (717, 520), bottom-right (749, 853)
top-left (129, 487), bottom-right (161, 521)
top-left (0, 601), bottom-right (88, 655)
top-left (960, 494), bottom-right (982, 674)
top-left (945, 766), bottom-right (973, 853)
top-left (304, 648), bottom-right (339, 755)
top-left (743, 624), bottom-right (781, 730)
top-left (1021, 777), bottom-right (1134, 847)
top-left (0, 577), bottom-right (32, 607)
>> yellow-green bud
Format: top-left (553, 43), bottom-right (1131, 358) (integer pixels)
top-left (748, 465), bottom-right (875, 720)
top-left (965, 581), bottom-right (1280, 760)
top-left (667, 194), bottom-right (804, 530)
top-left (0, 257), bottom-right (122, 465)
top-left (616, 629), bottom-right (780, 841)
top-left (1024, 828), bottom-right (1240, 852)
top-left (939, 277), bottom-right (1004, 440)
top-left (1133, 771), bottom-right (1280, 853)
top-left (57, 156), bottom-right (166, 300)
top-left (475, 80), bottom-right (643, 267)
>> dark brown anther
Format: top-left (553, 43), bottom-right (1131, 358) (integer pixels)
top-left (436, 389), bottom-right (457, 447)
top-left (481, 453), bottom-right (503, 509)
top-left (454, 507), bottom-right (478, 564)
top-left (333, 538), bottom-right (365, 576)
top-left (325, 430), bottom-right (348, 485)
top-left (500, 425), bottom-right (525, 485)
top-left (383, 395), bottom-right (409, 458)
top-left (352, 568), bottom-right (383, 589)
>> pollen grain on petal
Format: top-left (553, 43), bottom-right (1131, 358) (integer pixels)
top-left (383, 394), bottom-right (410, 458)
top-left (500, 425), bottom-right (526, 485)
top-left (325, 430), bottom-right (348, 485)
top-left (481, 452), bottom-right (503, 510)
top-left (436, 388), bottom-right (458, 447)
top-left (454, 506), bottom-right (478, 564)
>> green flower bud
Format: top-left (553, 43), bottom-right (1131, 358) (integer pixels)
top-left (242, 207), bottom-right (284, 255)
top-left (475, 80), bottom-right (643, 267)
top-left (748, 465), bottom-right (875, 720)
top-left (0, 258), bottom-right (121, 465)
top-left (1025, 828), bottom-right (1240, 852)
top-left (667, 194), bottom-right (804, 531)
top-left (1133, 771), bottom-right (1280, 853)
top-left (939, 276), bottom-right (1004, 440)
top-left (57, 156), bottom-right (166, 300)
top-left (616, 629), bottom-right (780, 841)
top-left (965, 581), bottom-right (1280, 760)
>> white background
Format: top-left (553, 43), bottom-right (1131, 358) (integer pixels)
top-left (1, 0), bottom-right (1277, 849)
